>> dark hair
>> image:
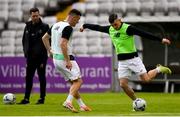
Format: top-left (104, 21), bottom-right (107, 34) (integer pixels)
top-left (29, 8), bottom-right (39, 14)
top-left (109, 14), bottom-right (118, 24)
top-left (69, 9), bottom-right (81, 16)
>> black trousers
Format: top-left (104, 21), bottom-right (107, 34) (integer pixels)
top-left (24, 56), bottom-right (47, 100)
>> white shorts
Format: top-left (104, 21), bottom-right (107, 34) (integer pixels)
top-left (118, 57), bottom-right (147, 79)
top-left (53, 59), bottom-right (81, 81)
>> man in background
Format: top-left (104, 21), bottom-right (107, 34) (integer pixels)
top-left (18, 8), bottom-right (49, 104)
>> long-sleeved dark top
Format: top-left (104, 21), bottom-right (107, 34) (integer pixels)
top-left (83, 23), bottom-right (163, 60)
top-left (83, 23), bottom-right (162, 42)
top-left (22, 19), bottom-right (49, 58)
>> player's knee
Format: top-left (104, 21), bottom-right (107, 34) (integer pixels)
top-left (119, 81), bottom-right (128, 89)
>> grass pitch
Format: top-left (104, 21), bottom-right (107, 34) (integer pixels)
top-left (0, 92), bottom-right (180, 116)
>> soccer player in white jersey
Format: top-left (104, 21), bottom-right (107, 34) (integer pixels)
top-left (42, 9), bottom-right (91, 112)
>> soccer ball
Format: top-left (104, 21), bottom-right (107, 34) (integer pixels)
top-left (133, 98), bottom-right (146, 111)
top-left (3, 93), bottom-right (16, 104)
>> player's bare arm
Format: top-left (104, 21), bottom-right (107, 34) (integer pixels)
top-left (60, 38), bottom-right (72, 70)
top-left (42, 32), bottom-right (53, 58)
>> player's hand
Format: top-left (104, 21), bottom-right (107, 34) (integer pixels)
top-left (162, 38), bottom-right (171, 45)
top-left (66, 61), bottom-right (72, 70)
top-left (79, 25), bottom-right (84, 32)
top-left (48, 48), bottom-right (53, 59)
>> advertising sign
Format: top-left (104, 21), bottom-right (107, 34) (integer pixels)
top-left (0, 57), bottom-right (112, 93)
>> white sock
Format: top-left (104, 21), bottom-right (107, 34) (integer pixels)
top-left (156, 67), bottom-right (160, 73)
top-left (76, 98), bottom-right (85, 107)
top-left (66, 94), bottom-right (74, 103)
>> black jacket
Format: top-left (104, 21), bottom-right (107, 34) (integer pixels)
top-left (22, 19), bottom-right (49, 58)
